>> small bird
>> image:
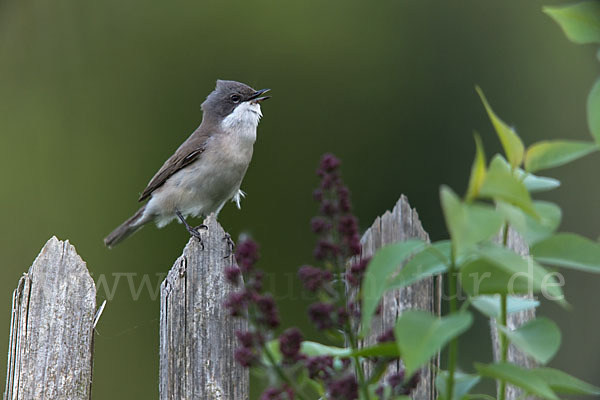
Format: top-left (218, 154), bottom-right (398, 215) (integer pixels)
top-left (104, 80), bottom-right (270, 248)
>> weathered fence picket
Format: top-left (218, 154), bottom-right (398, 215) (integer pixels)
top-left (4, 237), bottom-right (97, 400)
top-left (159, 216), bottom-right (249, 400)
top-left (356, 195), bottom-right (441, 400)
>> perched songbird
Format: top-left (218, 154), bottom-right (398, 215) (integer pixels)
top-left (104, 80), bottom-right (270, 248)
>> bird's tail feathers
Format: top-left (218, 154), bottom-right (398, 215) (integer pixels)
top-left (104, 206), bottom-right (149, 248)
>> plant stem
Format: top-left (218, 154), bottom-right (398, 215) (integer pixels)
top-left (447, 247), bottom-right (458, 400)
top-left (336, 267), bottom-right (369, 399)
top-left (263, 344), bottom-right (311, 400)
top-left (498, 223), bottom-right (510, 400)
top-left (346, 328), bottom-right (370, 400)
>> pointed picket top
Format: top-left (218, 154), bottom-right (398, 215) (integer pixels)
top-left (5, 236), bottom-right (97, 400)
top-left (159, 215), bottom-right (249, 400)
top-left (357, 195), bottom-right (439, 400)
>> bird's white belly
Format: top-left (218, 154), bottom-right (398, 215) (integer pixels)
top-left (144, 129), bottom-right (255, 227)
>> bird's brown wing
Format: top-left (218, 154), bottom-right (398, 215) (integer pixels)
top-left (138, 129), bottom-right (212, 202)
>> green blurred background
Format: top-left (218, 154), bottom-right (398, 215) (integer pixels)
top-left (1, 0), bottom-right (599, 398)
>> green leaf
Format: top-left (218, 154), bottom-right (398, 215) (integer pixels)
top-left (471, 295), bottom-right (539, 319)
top-left (349, 342), bottom-right (400, 358)
top-left (435, 371), bottom-right (481, 400)
top-left (475, 362), bottom-right (559, 400)
top-left (494, 154), bottom-right (561, 193)
top-left (361, 240), bottom-right (426, 336)
top-left (462, 259), bottom-right (531, 295)
top-left (499, 317), bottom-right (561, 364)
top-left (588, 76), bottom-right (600, 144)
top-left (395, 311), bottom-right (472, 377)
top-left (440, 186), bottom-right (504, 255)
top-left (532, 233), bottom-right (600, 272)
top-left (385, 241), bottom-right (450, 291)
top-left (476, 86), bottom-right (525, 168)
top-left (497, 201), bottom-right (562, 245)
top-left (544, 1), bottom-right (600, 44)
top-left (460, 244), bottom-right (565, 303)
top-left (519, 171), bottom-right (561, 192)
top-left (300, 341), bottom-right (351, 357)
top-left (525, 140), bottom-right (597, 172)
top-left (479, 155), bottom-right (535, 216)
top-left (466, 133), bottom-right (487, 201)
top-left (480, 245), bottom-right (564, 302)
top-left (533, 367), bottom-right (600, 395)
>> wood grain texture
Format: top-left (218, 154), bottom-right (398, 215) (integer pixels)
top-left (4, 236), bottom-right (96, 400)
top-left (159, 216), bottom-right (248, 400)
top-left (490, 228), bottom-right (537, 400)
top-left (356, 195), bottom-right (440, 400)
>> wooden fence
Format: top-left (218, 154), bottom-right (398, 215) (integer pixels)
top-left (2, 196), bottom-right (533, 400)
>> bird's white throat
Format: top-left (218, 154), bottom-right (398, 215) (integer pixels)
top-left (221, 102), bottom-right (263, 132)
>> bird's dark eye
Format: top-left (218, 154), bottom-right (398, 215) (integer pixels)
top-left (231, 94), bottom-right (241, 103)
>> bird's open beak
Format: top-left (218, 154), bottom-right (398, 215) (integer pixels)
top-left (249, 88), bottom-right (271, 103)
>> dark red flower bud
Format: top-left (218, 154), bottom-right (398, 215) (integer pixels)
top-left (236, 239), bottom-right (260, 272)
top-left (313, 189), bottom-right (324, 202)
top-left (234, 347), bottom-right (257, 367)
top-left (337, 306), bottom-right (349, 325)
top-left (224, 265), bottom-right (241, 285)
top-left (388, 370), bottom-right (405, 389)
top-left (308, 302), bottom-right (335, 330)
top-left (338, 215), bottom-right (358, 237)
top-left (320, 153), bottom-right (341, 173)
top-left (320, 173), bottom-right (339, 190)
top-left (346, 257), bottom-right (369, 287)
top-left (377, 328), bottom-right (396, 343)
top-left (249, 270), bottom-right (264, 292)
top-left (261, 385), bottom-right (295, 400)
top-left (224, 291), bottom-right (248, 316)
top-left (305, 355), bottom-right (334, 380)
top-left (320, 200), bottom-right (338, 217)
top-left (347, 234), bottom-right (362, 256)
top-left (337, 186), bottom-right (352, 212)
top-left (314, 240), bottom-right (340, 261)
top-left (298, 265), bottom-right (332, 292)
top-left (402, 370), bottom-right (421, 395)
top-left (279, 328), bottom-right (303, 361)
top-left (327, 374), bottom-right (358, 400)
top-left (235, 330), bottom-right (255, 348)
top-left (310, 217), bottom-right (331, 234)
top-left (256, 294), bottom-right (280, 328)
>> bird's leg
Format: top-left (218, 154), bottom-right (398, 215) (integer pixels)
top-left (175, 210), bottom-right (204, 249)
top-left (223, 233), bottom-right (235, 258)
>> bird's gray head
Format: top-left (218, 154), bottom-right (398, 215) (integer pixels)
top-left (201, 80), bottom-right (270, 124)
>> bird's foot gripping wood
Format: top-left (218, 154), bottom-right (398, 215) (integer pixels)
top-left (175, 210), bottom-right (208, 249)
top-left (223, 233), bottom-right (235, 258)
